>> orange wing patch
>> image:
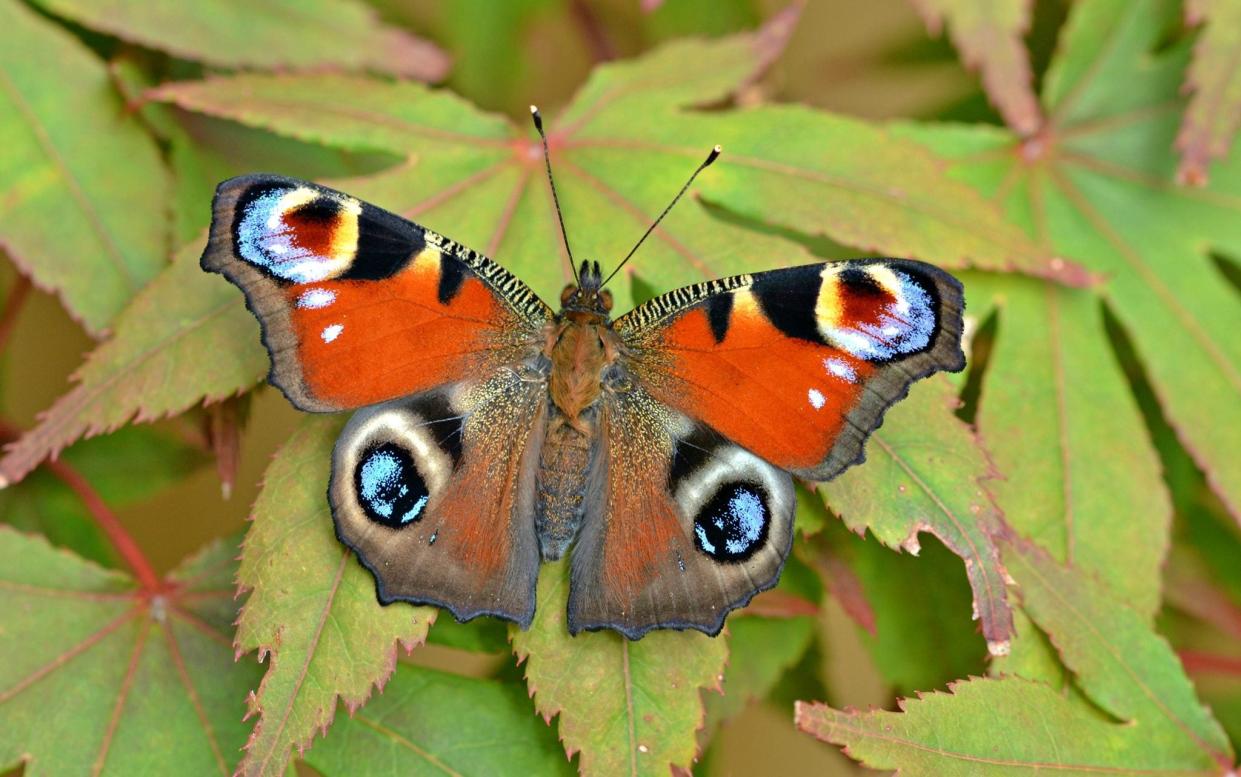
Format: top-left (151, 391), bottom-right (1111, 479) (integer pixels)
top-left (281, 247), bottom-right (524, 409)
top-left (652, 301), bottom-right (872, 471)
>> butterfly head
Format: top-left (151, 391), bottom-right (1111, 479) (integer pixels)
top-left (560, 259), bottom-right (613, 317)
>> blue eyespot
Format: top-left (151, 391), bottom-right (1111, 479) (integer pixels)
top-left (693, 483), bottom-right (769, 562)
top-left (354, 443), bottom-right (429, 528)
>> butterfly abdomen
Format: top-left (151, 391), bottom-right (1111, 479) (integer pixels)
top-left (535, 413), bottom-right (596, 560)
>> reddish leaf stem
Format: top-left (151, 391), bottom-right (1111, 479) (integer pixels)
top-left (1179, 649), bottom-right (1241, 677)
top-left (0, 275), bottom-right (32, 353)
top-left (0, 419), bottom-right (162, 592)
top-left (44, 457), bottom-right (163, 591)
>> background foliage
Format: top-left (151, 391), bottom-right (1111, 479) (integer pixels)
top-left (1, 0), bottom-right (1239, 774)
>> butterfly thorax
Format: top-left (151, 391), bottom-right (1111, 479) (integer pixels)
top-left (535, 261), bottom-right (621, 559)
top-left (546, 260), bottom-right (616, 429)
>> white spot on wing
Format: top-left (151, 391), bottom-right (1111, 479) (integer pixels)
top-left (297, 288), bottom-right (336, 309)
top-left (807, 388), bottom-right (826, 409)
top-left (824, 357), bottom-right (857, 382)
top-left (321, 323), bottom-right (343, 343)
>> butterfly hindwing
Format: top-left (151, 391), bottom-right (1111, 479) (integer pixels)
top-left (202, 174), bottom-right (551, 412)
top-left (330, 367), bottom-right (549, 626)
top-left (569, 387), bottom-right (796, 638)
top-left (615, 259), bottom-right (965, 480)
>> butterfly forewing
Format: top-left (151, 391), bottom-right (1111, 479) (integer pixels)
top-left (202, 174), bottom-right (550, 412)
top-left (615, 259), bottom-right (965, 480)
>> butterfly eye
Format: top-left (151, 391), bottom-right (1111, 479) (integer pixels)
top-left (354, 443), bottom-right (430, 528)
top-left (692, 483), bottom-right (770, 562)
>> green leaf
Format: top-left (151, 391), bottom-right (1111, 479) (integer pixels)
top-left (799, 540), bottom-right (1236, 773)
top-left (966, 272), bottom-right (1170, 619)
top-left (302, 664), bottom-right (572, 776)
top-left (1, 425), bottom-right (207, 567)
top-left (27, 0), bottom-right (448, 81)
top-left (0, 529), bottom-right (261, 775)
top-left (0, 241), bottom-right (267, 488)
top-left (0, 1), bottom-right (169, 334)
top-left (909, 0), bottom-right (1042, 134)
top-left (511, 558), bottom-right (729, 776)
top-left (819, 376), bottom-right (1013, 654)
top-left (896, 0), bottom-right (1241, 523)
top-left (235, 416), bottom-right (436, 777)
top-left (150, 6), bottom-right (1076, 312)
top-left (1176, 0), bottom-right (1241, 184)
top-left (1001, 536), bottom-right (1234, 767)
top-left (796, 676), bottom-right (1225, 776)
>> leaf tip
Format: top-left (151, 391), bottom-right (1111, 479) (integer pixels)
top-left (986, 639), bottom-right (1011, 657)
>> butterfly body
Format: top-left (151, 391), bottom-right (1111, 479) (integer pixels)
top-left (203, 173), bottom-right (966, 639)
top-left (534, 263), bottom-right (616, 559)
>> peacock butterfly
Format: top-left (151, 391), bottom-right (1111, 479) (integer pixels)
top-left (200, 108), bottom-right (965, 639)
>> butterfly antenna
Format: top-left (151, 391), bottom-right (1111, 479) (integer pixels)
top-left (601, 145), bottom-right (721, 289)
top-left (530, 105), bottom-right (579, 285)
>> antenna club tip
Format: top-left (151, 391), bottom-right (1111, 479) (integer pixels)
top-left (530, 105), bottom-right (544, 132)
top-left (529, 104), bottom-right (539, 114)
top-left (704, 144), bottom-right (722, 165)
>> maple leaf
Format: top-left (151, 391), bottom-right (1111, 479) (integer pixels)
top-left (821, 375), bottom-right (1014, 654)
top-left (0, 241), bottom-right (268, 487)
top-left (894, 0), bottom-right (1241, 524)
top-left (798, 536), bottom-right (1236, 774)
top-left (964, 272), bottom-right (1170, 620)
top-left (511, 558), bottom-right (729, 777)
top-left (0, 1), bottom-right (169, 335)
top-left (1006, 537), bottom-right (1232, 765)
top-left (302, 664), bottom-right (572, 776)
top-left (909, 0), bottom-right (1042, 135)
top-left (1176, 0), bottom-right (1241, 184)
top-left (234, 416), bottom-right (436, 777)
top-left (25, 0), bottom-right (448, 81)
top-left (961, 271), bottom-right (1173, 687)
top-left (148, 5), bottom-right (1083, 298)
top-left (0, 529), bottom-right (262, 776)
